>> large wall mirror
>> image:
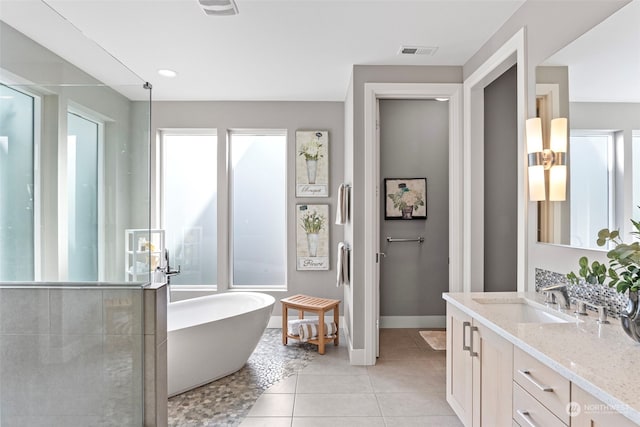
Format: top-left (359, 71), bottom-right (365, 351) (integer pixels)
top-left (536, 0), bottom-right (640, 249)
top-left (0, 3), bottom-right (151, 282)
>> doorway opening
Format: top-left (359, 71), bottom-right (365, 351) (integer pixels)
top-left (363, 83), bottom-right (463, 364)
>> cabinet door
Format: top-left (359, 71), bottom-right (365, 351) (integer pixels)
top-left (446, 303), bottom-right (473, 427)
top-left (472, 321), bottom-right (513, 427)
top-left (571, 384), bottom-right (638, 427)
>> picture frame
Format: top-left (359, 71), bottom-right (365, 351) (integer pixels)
top-left (296, 204), bottom-right (329, 270)
top-left (296, 130), bottom-right (329, 197)
top-left (384, 178), bottom-right (427, 220)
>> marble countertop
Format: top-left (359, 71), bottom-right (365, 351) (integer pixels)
top-left (443, 291), bottom-right (640, 425)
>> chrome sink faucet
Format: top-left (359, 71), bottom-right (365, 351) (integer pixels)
top-left (540, 284), bottom-right (571, 309)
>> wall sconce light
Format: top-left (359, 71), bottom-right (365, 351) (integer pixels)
top-left (526, 117), bottom-right (567, 201)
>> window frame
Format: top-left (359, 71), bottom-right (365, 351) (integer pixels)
top-left (0, 83), bottom-right (41, 280)
top-left (569, 129), bottom-right (616, 247)
top-left (65, 108), bottom-right (105, 281)
top-left (158, 129), bottom-right (219, 290)
top-left (228, 128), bottom-right (288, 290)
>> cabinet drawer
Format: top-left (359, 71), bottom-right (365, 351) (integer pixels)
top-left (513, 347), bottom-right (570, 424)
top-left (571, 383), bottom-right (638, 427)
top-left (513, 382), bottom-right (566, 427)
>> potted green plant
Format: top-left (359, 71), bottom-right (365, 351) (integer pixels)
top-left (300, 210), bottom-right (326, 257)
top-left (388, 184), bottom-right (425, 219)
top-left (567, 215), bottom-right (640, 342)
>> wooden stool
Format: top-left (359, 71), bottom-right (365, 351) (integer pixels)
top-left (281, 294), bottom-right (340, 354)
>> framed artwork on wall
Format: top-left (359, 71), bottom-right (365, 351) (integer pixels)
top-left (296, 130), bottom-right (329, 197)
top-left (384, 178), bottom-right (427, 220)
top-left (296, 204), bottom-right (329, 270)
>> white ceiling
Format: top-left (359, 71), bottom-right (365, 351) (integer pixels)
top-left (0, 0), bottom-right (527, 101)
top-left (543, 0), bottom-right (640, 103)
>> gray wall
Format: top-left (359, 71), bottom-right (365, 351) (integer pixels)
top-left (345, 65), bottom-right (463, 348)
top-left (379, 99), bottom-right (449, 316)
top-left (150, 101), bottom-right (344, 316)
top-left (483, 65), bottom-right (518, 292)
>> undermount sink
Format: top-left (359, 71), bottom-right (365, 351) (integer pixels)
top-left (472, 298), bottom-right (577, 324)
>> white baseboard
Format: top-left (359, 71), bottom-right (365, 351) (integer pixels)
top-left (380, 315), bottom-right (446, 329)
top-left (267, 315), bottom-right (345, 329)
top-left (342, 325), bottom-right (368, 365)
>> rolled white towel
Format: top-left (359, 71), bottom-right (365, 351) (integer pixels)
top-left (298, 321), bottom-right (338, 342)
top-left (288, 318), bottom-right (317, 334)
top-left (288, 319), bottom-right (338, 342)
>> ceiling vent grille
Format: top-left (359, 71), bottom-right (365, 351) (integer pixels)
top-left (198, 0), bottom-right (239, 16)
top-left (398, 46), bottom-right (438, 56)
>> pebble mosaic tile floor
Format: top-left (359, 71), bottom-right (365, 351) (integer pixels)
top-left (168, 329), bottom-right (316, 427)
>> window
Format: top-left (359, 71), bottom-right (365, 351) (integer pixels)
top-left (633, 131), bottom-right (640, 221)
top-left (67, 111), bottom-right (100, 281)
top-left (230, 131), bottom-right (286, 287)
top-left (0, 84), bottom-right (35, 281)
top-left (162, 132), bottom-right (217, 286)
top-left (569, 131), bottom-right (613, 249)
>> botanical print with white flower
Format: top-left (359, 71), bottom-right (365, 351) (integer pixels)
top-left (296, 130), bottom-right (328, 197)
top-left (385, 178), bottom-right (427, 219)
top-left (296, 204), bottom-right (329, 270)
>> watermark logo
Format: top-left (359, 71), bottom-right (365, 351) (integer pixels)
top-left (566, 401), bottom-right (581, 417)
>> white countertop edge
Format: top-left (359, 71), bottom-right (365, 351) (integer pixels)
top-left (442, 293), bottom-right (640, 425)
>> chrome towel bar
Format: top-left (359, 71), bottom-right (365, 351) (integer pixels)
top-left (386, 237), bottom-right (424, 243)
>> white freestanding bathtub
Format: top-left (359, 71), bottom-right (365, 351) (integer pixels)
top-left (167, 292), bottom-right (275, 396)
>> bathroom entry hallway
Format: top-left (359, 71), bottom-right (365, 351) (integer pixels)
top-left (240, 328), bottom-right (461, 426)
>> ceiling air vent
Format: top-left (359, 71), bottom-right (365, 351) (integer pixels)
top-left (198, 0), bottom-right (239, 16)
top-left (398, 46), bottom-right (438, 56)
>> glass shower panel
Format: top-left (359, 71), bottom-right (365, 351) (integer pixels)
top-left (1, 7), bottom-right (154, 427)
top-left (67, 112), bottom-right (99, 281)
top-left (0, 84), bottom-right (35, 281)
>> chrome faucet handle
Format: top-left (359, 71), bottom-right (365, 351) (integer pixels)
top-left (596, 305), bottom-right (609, 324)
top-left (578, 300), bottom-right (610, 324)
top-left (575, 300), bottom-right (589, 316)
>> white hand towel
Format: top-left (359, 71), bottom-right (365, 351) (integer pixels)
top-left (335, 183), bottom-right (347, 225)
top-left (337, 242), bottom-right (345, 287)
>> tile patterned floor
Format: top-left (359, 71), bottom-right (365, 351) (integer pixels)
top-left (168, 329), bottom-right (316, 427)
top-left (169, 328), bottom-right (463, 427)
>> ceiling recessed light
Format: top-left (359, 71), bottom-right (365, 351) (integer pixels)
top-left (435, 97), bottom-right (449, 102)
top-left (158, 69), bottom-right (177, 78)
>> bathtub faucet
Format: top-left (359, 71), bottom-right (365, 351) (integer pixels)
top-left (164, 249), bottom-right (181, 282)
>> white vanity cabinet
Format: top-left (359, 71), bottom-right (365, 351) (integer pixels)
top-left (447, 303), bottom-right (473, 425)
top-left (446, 303), bottom-right (514, 427)
top-left (512, 347), bottom-right (570, 426)
top-left (571, 384), bottom-right (637, 427)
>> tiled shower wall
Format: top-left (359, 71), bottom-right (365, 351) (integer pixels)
top-left (0, 284), bottom-right (147, 426)
top-left (535, 268), bottom-right (627, 318)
